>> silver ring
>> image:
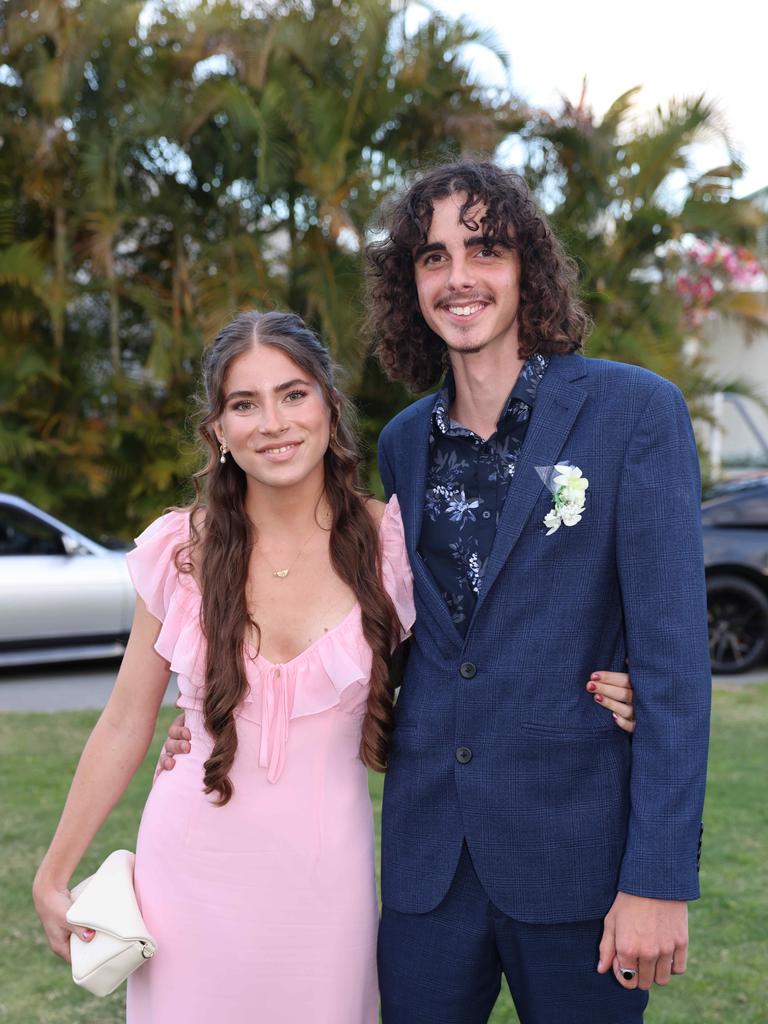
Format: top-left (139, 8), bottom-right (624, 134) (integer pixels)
top-left (620, 967), bottom-right (637, 981)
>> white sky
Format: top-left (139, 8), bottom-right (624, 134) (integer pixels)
top-left (429, 0), bottom-right (767, 198)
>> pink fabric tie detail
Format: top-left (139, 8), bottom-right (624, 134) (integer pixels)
top-left (258, 665), bottom-right (296, 783)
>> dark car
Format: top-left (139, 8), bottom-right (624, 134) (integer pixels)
top-left (703, 477), bottom-right (768, 674)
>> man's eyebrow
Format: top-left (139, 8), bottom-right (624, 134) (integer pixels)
top-left (413, 241), bottom-right (446, 262)
top-left (413, 237), bottom-right (513, 261)
top-left (465, 235), bottom-right (512, 250)
top-left (223, 379), bottom-right (312, 401)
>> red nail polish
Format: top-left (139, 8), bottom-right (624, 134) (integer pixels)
top-left (591, 672), bottom-right (601, 681)
top-left (587, 682), bottom-right (597, 692)
top-left (594, 694), bottom-right (603, 703)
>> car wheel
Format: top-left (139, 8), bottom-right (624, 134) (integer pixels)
top-left (707, 574), bottom-right (768, 674)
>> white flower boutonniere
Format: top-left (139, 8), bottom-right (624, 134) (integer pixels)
top-left (537, 463), bottom-right (589, 536)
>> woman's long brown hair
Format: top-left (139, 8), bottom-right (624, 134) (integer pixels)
top-left (178, 311), bottom-right (401, 805)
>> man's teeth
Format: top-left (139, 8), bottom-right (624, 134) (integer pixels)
top-left (447, 303), bottom-right (484, 317)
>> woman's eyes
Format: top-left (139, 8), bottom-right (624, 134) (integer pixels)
top-left (230, 391), bottom-right (307, 412)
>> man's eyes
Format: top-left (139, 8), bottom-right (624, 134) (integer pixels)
top-left (420, 246), bottom-right (505, 265)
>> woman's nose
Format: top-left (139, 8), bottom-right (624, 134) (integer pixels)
top-left (257, 402), bottom-right (287, 434)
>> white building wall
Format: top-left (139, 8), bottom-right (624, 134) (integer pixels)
top-left (701, 312), bottom-right (768, 473)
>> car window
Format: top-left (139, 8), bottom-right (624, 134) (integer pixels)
top-left (702, 487), bottom-right (768, 528)
top-left (0, 505), bottom-right (67, 555)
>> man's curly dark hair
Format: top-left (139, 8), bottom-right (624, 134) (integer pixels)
top-left (364, 160), bottom-right (590, 393)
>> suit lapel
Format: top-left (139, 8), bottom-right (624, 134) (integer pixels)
top-left (469, 354), bottom-right (588, 627)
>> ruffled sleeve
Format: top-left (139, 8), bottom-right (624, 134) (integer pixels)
top-left (379, 495), bottom-right (416, 640)
top-left (125, 511), bottom-right (190, 622)
top-left (125, 511), bottom-right (205, 692)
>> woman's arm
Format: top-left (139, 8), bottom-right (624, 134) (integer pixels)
top-left (33, 596), bottom-right (171, 960)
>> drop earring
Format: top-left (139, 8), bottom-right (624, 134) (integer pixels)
top-left (219, 440), bottom-right (228, 464)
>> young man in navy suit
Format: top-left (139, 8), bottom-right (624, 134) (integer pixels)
top-left (365, 160), bottom-right (710, 1023)
top-left (159, 160), bottom-right (708, 1022)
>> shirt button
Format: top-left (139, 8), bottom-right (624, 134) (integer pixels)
top-left (459, 662), bottom-right (477, 679)
top-left (482, 511), bottom-right (491, 519)
top-left (456, 747), bottom-right (473, 764)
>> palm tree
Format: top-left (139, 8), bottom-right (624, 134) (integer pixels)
top-left (0, 0), bottom-right (517, 530)
top-left (520, 84), bottom-right (767, 404)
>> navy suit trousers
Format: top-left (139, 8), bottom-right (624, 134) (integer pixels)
top-left (378, 844), bottom-right (650, 1024)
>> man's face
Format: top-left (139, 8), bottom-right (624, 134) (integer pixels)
top-left (413, 193), bottom-right (521, 360)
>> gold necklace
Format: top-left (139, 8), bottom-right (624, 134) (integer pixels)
top-left (258, 516), bottom-right (328, 578)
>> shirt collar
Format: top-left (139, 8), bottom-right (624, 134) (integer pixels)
top-left (433, 352), bottom-right (550, 438)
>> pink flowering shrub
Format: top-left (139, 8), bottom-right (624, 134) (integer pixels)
top-left (674, 239), bottom-right (765, 328)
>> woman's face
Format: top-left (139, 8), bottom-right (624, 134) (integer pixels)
top-left (215, 342), bottom-right (332, 493)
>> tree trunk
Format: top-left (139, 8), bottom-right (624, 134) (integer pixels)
top-left (107, 246), bottom-right (120, 377)
top-left (52, 204), bottom-right (67, 371)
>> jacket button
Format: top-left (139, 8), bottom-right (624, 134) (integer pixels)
top-left (456, 747), bottom-right (472, 764)
top-left (459, 662), bottom-right (477, 679)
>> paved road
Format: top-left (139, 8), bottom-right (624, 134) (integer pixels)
top-left (1, 661), bottom-right (766, 712)
top-left (0, 661), bottom-right (178, 712)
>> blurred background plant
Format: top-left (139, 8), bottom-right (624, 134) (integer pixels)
top-left (1, 0), bottom-right (766, 536)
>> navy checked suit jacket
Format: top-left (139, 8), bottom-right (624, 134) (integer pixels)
top-left (378, 353), bottom-right (711, 924)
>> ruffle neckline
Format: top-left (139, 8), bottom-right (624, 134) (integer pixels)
top-left (125, 497), bottom-right (415, 782)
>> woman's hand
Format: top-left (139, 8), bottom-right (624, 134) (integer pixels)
top-left (586, 670), bottom-right (635, 733)
top-left (33, 879), bottom-right (94, 962)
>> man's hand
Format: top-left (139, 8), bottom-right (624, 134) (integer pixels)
top-left (598, 892), bottom-right (688, 990)
top-left (154, 711), bottom-right (191, 776)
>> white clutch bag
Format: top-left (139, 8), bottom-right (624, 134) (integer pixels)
top-left (65, 849), bottom-right (157, 997)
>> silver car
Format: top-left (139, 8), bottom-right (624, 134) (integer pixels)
top-left (0, 494), bottom-right (136, 667)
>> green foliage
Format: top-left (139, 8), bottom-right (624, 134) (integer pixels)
top-left (0, 0), bottom-right (515, 534)
top-left (520, 87), bottom-right (767, 414)
top-left (0, 3), bottom-right (764, 532)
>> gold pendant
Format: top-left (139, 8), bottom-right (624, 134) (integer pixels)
top-left (273, 569), bottom-right (289, 578)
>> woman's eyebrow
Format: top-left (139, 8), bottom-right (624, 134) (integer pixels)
top-left (223, 379), bottom-right (312, 402)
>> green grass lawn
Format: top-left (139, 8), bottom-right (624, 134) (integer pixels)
top-left (1, 684), bottom-right (765, 1023)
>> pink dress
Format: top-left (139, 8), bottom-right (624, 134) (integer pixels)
top-left (124, 497), bottom-right (414, 1023)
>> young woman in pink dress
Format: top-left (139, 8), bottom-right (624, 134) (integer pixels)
top-left (34, 310), bottom-right (414, 1022)
top-left (33, 310), bottom-right (635, 1021)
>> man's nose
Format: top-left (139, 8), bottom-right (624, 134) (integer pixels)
top-left (447, 254), bottom-right (476, 291)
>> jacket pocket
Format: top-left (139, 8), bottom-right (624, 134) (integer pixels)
top-left (520, 721), bottom-right (625, 742)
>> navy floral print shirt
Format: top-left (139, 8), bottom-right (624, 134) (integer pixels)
top-left (418, 354), bottom-right (549, 634)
